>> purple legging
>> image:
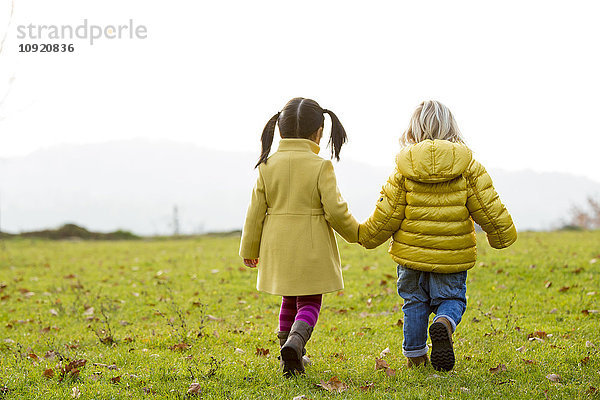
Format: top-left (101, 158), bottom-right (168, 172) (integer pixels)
top-left (279, 294), bottom-right (322, 332)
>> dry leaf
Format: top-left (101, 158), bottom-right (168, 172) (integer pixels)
top-left (317, 376), bottom-right (348, 393)
top-left (586, 341), bottom-right (595, 348)
top-left (359, 382), bottom-right (375, 391)
top-left (516, 346), bottom-right (526, 352)
top-left (71, 387), bottom-right (81, 398)
top-left (546, 373), bottom-right (560, 382)
top-left (110, 376), bottom-right (121, 384)
top-left (558, 286), bottom-right (570, 292)
top-left (527, 331), bottom-right (548, 340)
top-left (187, 383), bottom-right (202, 395)
top-left (379, 347), bottom-right (390, 358)
top-left (82, 307), bottom-right (94, 316)
top-left (545, 281), bottom-right (552, 289)
top-left (489, 364), bottom-right (507, 374)
top-left (169, 343), bottom-right (191, 351)
top-left (207, 315), bottom-right (224, 321)
top-left (255, 347), bottom-right (269, 356)
top-left (43, 369), bottom-right (54, 379)
top-left (396, 319), bottom-right (404, 327)
top-left (65, 359), bottom-right (87, 372)
top-left (580, 356), bottom-right (590, 364)
top-left (375, 358), bottom-right (389, 370)
top-left (385, 368), bottom-right (396, 377)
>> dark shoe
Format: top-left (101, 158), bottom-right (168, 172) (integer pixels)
top-left (429, 317), bottom-right (455, 371)
top-left (281, 320), bottom-right (313, 377)
top-left (277, 331), bottom-right (308, 370)
top-left (406, 354), bottom-right (429, 368)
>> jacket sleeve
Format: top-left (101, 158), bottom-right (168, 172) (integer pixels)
top-left (465, 159), bottom-right (517, 249)
top-left (239, 169), bottom-right (268, 259)
top-left (359, 168), bottom-right (406, 249)
top-left (318, 160), bottom-right (359, 243)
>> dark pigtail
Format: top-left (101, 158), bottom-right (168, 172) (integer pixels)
top-left (323, 109), bottom-right (348, 161)
top-left (255, 112), bottom-right (280, 168)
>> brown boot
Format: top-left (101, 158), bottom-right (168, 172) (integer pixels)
top-left (406, 354), bottom-right (429, 368)
top-left (429, 317), bottom-right (455, 371)
top-left (281, 320), bottom-right (313, 376)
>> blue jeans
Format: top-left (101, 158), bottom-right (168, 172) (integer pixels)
top-left (396, 265), bottom-right (467, 357)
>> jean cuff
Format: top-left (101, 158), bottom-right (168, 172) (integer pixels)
top-left (402, 346), bottom-right (428, 357)
top-left (433, 315), bottom-right (457, 332)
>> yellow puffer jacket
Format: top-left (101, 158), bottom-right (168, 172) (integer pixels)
top-left (359, 139), bottom-right (517, 273)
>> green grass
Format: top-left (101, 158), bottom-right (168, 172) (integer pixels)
top-left (0, 231), bottom-right (599, 399)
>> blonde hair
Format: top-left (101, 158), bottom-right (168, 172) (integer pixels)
top-left (400, 100), bottom-right (465, 146)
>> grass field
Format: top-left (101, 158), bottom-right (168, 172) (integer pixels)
top-left (0, 231), bottom-right (599, 399)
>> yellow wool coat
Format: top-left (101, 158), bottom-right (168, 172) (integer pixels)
top-left (359, 139), bottom-right (517, 273)
top-left (239, 139), bottom-right (359, 296)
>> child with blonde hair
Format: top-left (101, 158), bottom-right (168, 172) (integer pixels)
top-left (240, 97), bottom-right (358, 376)
top-left (359, 100), bottom-right (517, 371)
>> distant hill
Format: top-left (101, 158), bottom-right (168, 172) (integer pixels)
top-left (0, 139), bottom-right (598, 235)
top-left (0, 223), bottom-right (139, 240)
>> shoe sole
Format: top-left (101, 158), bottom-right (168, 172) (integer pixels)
top-left (429, 322), bottom-right (455, 371)
top-left (281, 346), bottom-right (304, 377)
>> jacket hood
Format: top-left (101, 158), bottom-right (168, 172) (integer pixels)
top-left (396, 140), bottom-right (472, 183)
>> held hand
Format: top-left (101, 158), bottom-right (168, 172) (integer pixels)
top-left (243, 258), bottom-right (258, 268)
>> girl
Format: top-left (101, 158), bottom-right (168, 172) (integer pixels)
top-left (239, 97), bottom-right (359, 376)
top-left (359, 100), bottom-right (517, 372)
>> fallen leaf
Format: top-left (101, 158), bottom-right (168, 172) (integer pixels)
top-left (169, 343), bottom-right (191, 351)
top-left (359, 382), bottom-right (375, 391)
top-left (546, 373), bottom-right (560, 382)
top-left (207, 315), bottom-right (223, 321)
top-left (380, 347), bottom-right (390, 358)
top-left (375, 358), bottom-right (389, 370)
top-left (580, 356), bottom-right (590, 365)
top-left (82, 307), bottom-right (94, 316)
top-left (43, 369), bottom-right (55, 378)
top-left (489, 364), bottom-right (507, 374)
top-left (385, 368), bottom-right (396, 377)
top-left (65, 359), bottom-right (87, 372)
top-left (396, 319), bottom-right (404, 327)
top-left (527, 331), bottom-right (548, 340)
top-left (522, 359), bottom-right (536, 364)
top-left (549, 308), bottom-right (558, 314)
top-left (187, 383), bottom-right (202, 395)
top-left (317, 376), bottom-right (348, 393)
top-left (516, 346), bottom-right (526, 352)
top-left (71, 387), bottom-right (81, 398)
top-left (110, 376), bottom-right (121, 384)
top-left (27, 353), bottom-right (38, 361)
top-left (545, 281), bottom-right (552, 289)
top-left (586, 341), bottom-right (595, 348)
top-left (558, 286), bottom-right (570, 292)
top-left (255, 347), bottom-right (269, 356)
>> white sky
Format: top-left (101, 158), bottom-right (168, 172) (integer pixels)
top-left (1, 0), bottom-right (599, 182)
